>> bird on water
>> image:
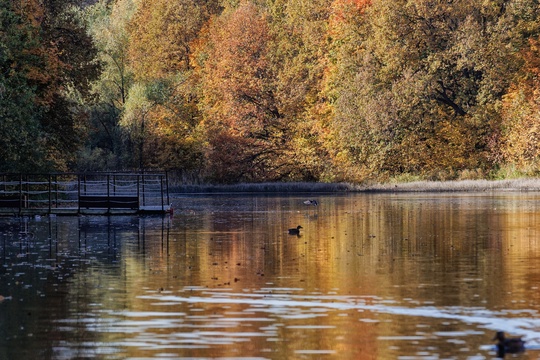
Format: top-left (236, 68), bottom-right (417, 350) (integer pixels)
top-left (303, 200), bottom-right (318, 206)
top-left (493, 331), bottom-right (525, 357)
top-left (288, 225), bottom-right (303, 235)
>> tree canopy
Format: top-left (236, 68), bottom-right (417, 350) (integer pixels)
top-left (1, 0), bottom-right (100, 172)
top-left (4, 0), bottom-right (540, 183)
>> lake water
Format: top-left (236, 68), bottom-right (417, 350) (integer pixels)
top-left (1, 192), bottom-right (540, 359)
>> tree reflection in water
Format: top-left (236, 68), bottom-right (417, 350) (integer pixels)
top-left (1, 193), bottom-right (540, 359)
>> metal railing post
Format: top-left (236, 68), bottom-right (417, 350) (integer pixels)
top-left (160, 175), bottom-right (164, 212)
top-left (107, 174), bottom-right (110, 211)
top-left (78, 175), bottom-right (81, 213)
top-left (18, 174), bottom-right (22, 215)
top-left (48, 174), bottom-right (52, 214)
top-left (165, 171), bottom-right (170, 206)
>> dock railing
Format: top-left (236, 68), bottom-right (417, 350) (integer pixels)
top-left (0, 172), bottom-right (170, 215)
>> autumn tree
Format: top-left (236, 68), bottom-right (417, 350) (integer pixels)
top-left (61, 0), bottom-right (540, 183)
top-left (1, 0), bottom-right (100, 172)
top-left (0, 0), bottom-right (45, 172)
top-left (76, 0), bottom-right (137, 171)
top-left (318, 0), bottom-right (371, 180)
top-left (328, 0), bottom-right (539, 181)
top-left (497, 37), bottom-right (540, 175)
top-left (196, 1), bottom-right (302, 182)
top-left (129, 0), bottom-right (208, 80)
top-left (35, 0), bottom-right (100, 170)
top-left (266, 0), bottom-right (334, 181)
top-left (87, 0), bottom-right (135, 110)
top-left (120, 0), bottom-right (219, 172)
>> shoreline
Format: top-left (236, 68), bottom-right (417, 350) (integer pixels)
top-left (357, 178), bottom-right (540, 192)
top-left (170, 178), bottom-right (540, 194)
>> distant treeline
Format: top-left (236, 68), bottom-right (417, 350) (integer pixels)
top-left (2, 0), bottom-right (540, 184)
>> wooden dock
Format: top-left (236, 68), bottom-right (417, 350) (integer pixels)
top-left (0, 172), bottom-right (172, 216)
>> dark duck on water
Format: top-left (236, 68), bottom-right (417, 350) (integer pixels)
top-left (288, 225), bottom-right (303, 235)
top-left (493, 331), bottom-right (525, 357)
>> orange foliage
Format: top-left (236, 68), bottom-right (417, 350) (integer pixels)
top-left (330, 0), bottom-right (370, 23)
top-left (525, 40), bottom-right (540, 72)
top-left (9, 0), bottom-right (64, 107)
top-left (197, 2), bottom-right (297, 181)
top-left (205, 132), bottom-right (260, 183)
top-left (202, 2), bottom-right (274, 133)
top-left (496, 37), bottom-right (540, 170)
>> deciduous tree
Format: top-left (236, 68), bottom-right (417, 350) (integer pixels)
top-left (121, 0), bottom-right (217, 172)
top-left (1, 0), bottom-right (100, 172)
top-left (197, 1), bottom-right (297, 182)
top-left (497, 37), bottom-right (540, 174)
top-left (267, 0), bottom-right (334, 181)
top-left (77, 0), bottom-right (137, 171)
top-left (0, 0), bottom-right (45, 172)
top-left (328, 0), bottom-right (539, 180)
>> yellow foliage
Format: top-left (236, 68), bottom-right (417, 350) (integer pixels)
top-left (499, 88), bottom-right (540, 171)
top-left (496, 37), bottom-right (540, 173)
top-left (128, 0), bottom-right (204, 80)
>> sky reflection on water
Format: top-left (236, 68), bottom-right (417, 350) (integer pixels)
top-left (1, 192), bottom-right (540, 359)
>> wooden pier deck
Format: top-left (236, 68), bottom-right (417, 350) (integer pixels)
top-left (0, 172), bottom-right (172, 216)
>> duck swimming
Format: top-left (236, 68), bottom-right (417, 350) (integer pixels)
top-left (303, 200), bottom-right (318, 206)
top-left (493, 331), bottom-right (525, 357)
top-left (288, 225), bottom-right (303, 235)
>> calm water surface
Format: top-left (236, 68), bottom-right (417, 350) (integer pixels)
top-left (1, 193), bottom-right (540, 359)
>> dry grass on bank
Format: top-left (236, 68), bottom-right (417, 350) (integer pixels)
top-left (170, 178), bottom-right (540, 194)
top-left (171, 182), bottom-right (355, 193)
top-left (358, 178), bottom-right (540, 192)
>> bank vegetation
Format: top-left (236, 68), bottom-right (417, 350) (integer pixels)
top-left (3, 0), bottom-right (540, 185)
top-left (170, 178), bottom-right (540, 193)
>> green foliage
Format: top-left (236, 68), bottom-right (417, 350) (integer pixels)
top-left (76, 0), bottom-right (137, 171)
top-left (0, 0), bottom-right (100, 173)
top-left (0, 1), bottom-right (43, 172)
top-left (86, 0), bottom-right (135, 108)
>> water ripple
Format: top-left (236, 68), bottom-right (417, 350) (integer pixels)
top-left (138, 291), bottom-right (540, 343)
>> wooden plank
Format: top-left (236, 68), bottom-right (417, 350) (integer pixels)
top-left (109, 196), bottom-right (139, 209)
top-left (79, 195), bottom-right (139, 209)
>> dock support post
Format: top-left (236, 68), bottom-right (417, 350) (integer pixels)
top-left (142, 173), bottom-right (146, 207)
top-left (165, 171), bottom-right (170, 207)
top-left (107, 174), bottom-right (111, 213)
top-left (137, 175), bottom-right (140, 211)
top-left (78, 175), bottom-right (81, 214)
top-left (18, 174), bottom-right (22, 216)
top-left (160, 175), bottom-right (164, 212)
top-left (48, 174), bottom-right (52, 214)
top-left (55, 174), bottom-right (58, 209)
